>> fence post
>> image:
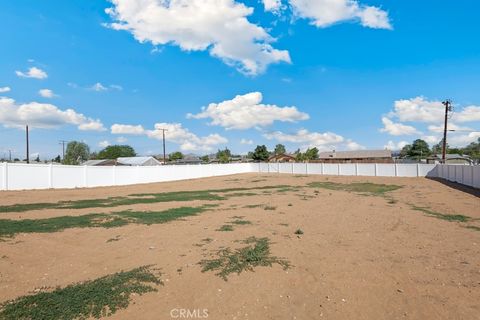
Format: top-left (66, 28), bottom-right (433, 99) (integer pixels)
top-left (291, 162), bottom-right (294, 174)
top-left (337, 163), bottom-right (340, 175)
top-left (355, 163), bottom-right (358, 176)
top-left (305, 163), bottom-right (308, 175)
top-left (321, 163), bottom-right (324, 175)
top-left (416, 164), bottom-right (420, 177)
top-left (394, 164), bottom-right (398, 177)
top-left (48, 163), bottom-right (53, 188)
top-left (2, 162), bottom-right (7, 191)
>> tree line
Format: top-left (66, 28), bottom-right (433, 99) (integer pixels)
top-left (399, 138), bottom-right (480, 161)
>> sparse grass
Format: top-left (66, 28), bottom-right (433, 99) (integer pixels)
top-left (217, 225), bottom-right (234, 232)
top-left (243, 204), bottom-right (264, 209)
top-left (294, 229), bottom-right (304, 235)
top-left (411, 206), bottom-right (470, 222)
top-left (0, 206), bottom-right (211, 238)
top-left (0, 266), bottom-right (161, 320)
top-left (465, 226), bottom-right (480, 232)
top-left (0, 185), bottom-right (291, 213)
top-left (307, 181), bottom-right (402, 196)
top-left (230, 219), bottom-right (252, 225)
top-left (200, 237), bottom-right (290, 281)
top-left (279, 223), bottom-right (289, 227)
top-left (251, 179), bottom-right (267, 183)
top-left (263, 206), bottom-right (277, 211)
top-left (106, 235), bottom-right (121, 243)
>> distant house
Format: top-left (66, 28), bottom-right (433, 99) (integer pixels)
top-left (426, 154), bottom-right (473, 165)
top-left (117, 156), bottom-right (163, 166)
top-left (83, 159), bottom-right (118, 166)
top-left (314, 150), bottom-right (393, 163)
top-left (268, 153), bottom-right (297, 163)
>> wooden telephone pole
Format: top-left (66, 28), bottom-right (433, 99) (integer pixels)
top-left (26, 125), bottom-right (30, 164)
top-left (441, 100), bottom-right (453, 163)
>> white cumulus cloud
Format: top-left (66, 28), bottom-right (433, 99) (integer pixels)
top-left (187, 92), bottom-right (309, 130)
top-left (111, 124), bottom-right (146, 135)
top-left (0, 87), bottom-right (11, 93)
top-left (111, 121), bottom-right (228, 152)
top-left (240, 138), bottom-right (254, 145)
top-left (105, 0), bottom-right (290, 75)
top-left (15, 67), bottom-right (48, 79)
top-left (0, 97), bottom-right (105, 131)
top-left (290, 0), bottom-right (392, 29)
top-left (380, 117), bottom-right (421, 136)
top-left (38, 89), bottom-right (57, 98)
top-left (384, 140), bottom-right (408, 150)
top-left (98, 140), bottom-right (111, 148)
top-left (263, 128), bottom-right (363, 151)
top-left (90, 82), bottom-right (108, 92)
top-left (389, 97), bottom-right (480, 123)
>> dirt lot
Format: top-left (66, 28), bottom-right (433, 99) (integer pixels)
top-left (0, 173), bottom-right (479, 320)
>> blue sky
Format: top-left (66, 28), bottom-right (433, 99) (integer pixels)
top-left (1, 0), bottom-right (480, 159)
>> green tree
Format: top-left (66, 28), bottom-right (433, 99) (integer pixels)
top-left (53, 155), bottom-right (61, 163)
top-left (408, 139), bottom-right (431, 159)
top-left (169, 151), bottom-right (184, 161)
top-left (97, 145), bottom-right (136, 160)
top-left (462, 138), bottom-right (480, 161)
top-left (64, 141), bottom-right (90, 165)
top-left (274, 144), bottom-right (286, 155)
top-left (216, 148), bottom-right (231, 163)
top-left (431, 140), bottom-right (448, 155)
top-left (399, 144), bottom-right (412, 158)
top-left (252, 145), bottom-right (270, 161)
top-left (304, 147), bottom-right (319, 160)
top-left (200, 155), bottom-right (210, 163)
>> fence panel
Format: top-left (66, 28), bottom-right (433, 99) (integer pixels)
top-left (292, 163), bottom-right (307, 174)
top-left (396, 164), bottom-right (418, 177)
top-left (323, 164), bottom-right (339, 175)
top-left (357, 164), bottom-right (376, 176)
top-left (338, 164), bottom-right (356, 176)
top-left (52, 165), bottom-right (84, 188)
top-left (376, 164), bottom-right (396, 177)
top-left (278, 163), bottom-right (293, 174)
top-left (307, 163), bottom-right (323, 174)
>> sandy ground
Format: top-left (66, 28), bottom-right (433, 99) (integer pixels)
top-left (0, 173), bottom-right (479, 320)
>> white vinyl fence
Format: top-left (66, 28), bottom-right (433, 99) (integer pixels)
top-left (0, 162), bottom-right (479, 191)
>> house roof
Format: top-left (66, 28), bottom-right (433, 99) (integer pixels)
top-left (117, 156), bottom-right (162, 166)
top-left (83, 159), bottom-right (114, 166)
top-left (431, 154), bottom-right (471, 160)
top-left (318, 150), bottom-right (392, 159)
top-left (268, 153), bottom-right (296, 160)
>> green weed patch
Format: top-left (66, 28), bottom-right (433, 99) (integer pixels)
top-left (200, 237), bottom-right (290, 281)
top-left (411, 206), bottom-right (471, 222)
top-left (0, 266), bottom-right (161, 320)
top-left (0, 206), bottom-right (210, 238)
top-left (0, 186), bottom-right (291, 213)
top-left (307, 181), bottom-right (402, 195)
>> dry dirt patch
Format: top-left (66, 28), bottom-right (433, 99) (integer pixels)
top-left (0, 173), bottom-right (479, 319)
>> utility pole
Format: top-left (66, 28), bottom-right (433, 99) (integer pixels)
top-left (26, 125), bottom-right (30, 164)
top-left (441, 100), bottom-right (453, 163)
top-left (59, 140), bottom-right (68, 160)
top-left (159, 129), bottom-right (167, 164)
top-left (8, 149), bottom-right (11, 162)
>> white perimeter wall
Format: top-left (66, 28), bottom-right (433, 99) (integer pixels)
top-left (0, 162), bottom-right (478, 191)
